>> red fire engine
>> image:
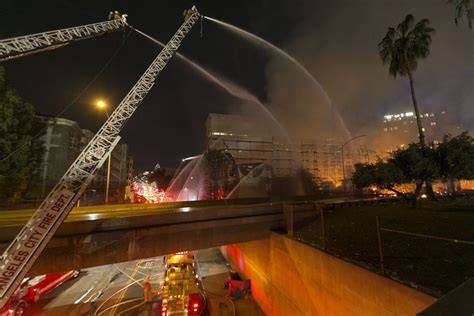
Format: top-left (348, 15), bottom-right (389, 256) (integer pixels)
top-left (160, 252), bottom-right (207, 316)
top-left (0, 270), bottom-right (79, 316)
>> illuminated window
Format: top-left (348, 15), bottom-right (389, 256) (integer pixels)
top-left (431, 122), bottom-right (436, 126)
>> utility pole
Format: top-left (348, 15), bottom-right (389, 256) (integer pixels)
top-left (341, 135), bottom-right (366, 192)
top-left (105, 153), bottom-right (111, 204)
top-left (96, 100), bottom-right (111, 205)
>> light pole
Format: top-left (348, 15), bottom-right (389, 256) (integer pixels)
top-left (96, 100), bottom-right (111, 204)
top-left (341, 134), bottom-right (366, 192)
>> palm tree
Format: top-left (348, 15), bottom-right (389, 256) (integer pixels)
top-left (379, 14), bottom-right (436, 200)
top-left (447, 0), bottom-right (473, 29)
top-left (378, 14), bottom-right (435, 148)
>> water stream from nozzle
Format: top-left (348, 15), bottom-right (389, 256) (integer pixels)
top-left (131, 27), bottom-right (292, 144)
top-left (203, 16), bottom-right (352, 139)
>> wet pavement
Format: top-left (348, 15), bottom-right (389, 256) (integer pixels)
top-left (196, 248), bottom-right (264, 316)
top-left (25, 247), bottom-right (264, 316)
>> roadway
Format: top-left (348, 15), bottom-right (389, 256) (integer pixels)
top-left (0, 201), bottom-right (247, 227)
top-left (27, 256), bottom-right (164, 315)
top-left (26, 247), bottom-right (264, 315)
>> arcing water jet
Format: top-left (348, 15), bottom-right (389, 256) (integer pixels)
top-left (204, 16), bottom-right (352, 139)
top-left (133, 27), bottom-right (292, 144)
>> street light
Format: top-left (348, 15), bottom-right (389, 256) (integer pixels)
top-left (341, 134), bottom-right (366, 192)
top-left (97, 100), bottom-right (106, 108)
top-left (96, 99), bottom-right (111, 204)
top-left (96, 99), bottom-right (110, 117)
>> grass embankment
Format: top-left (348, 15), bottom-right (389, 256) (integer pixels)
top-left (294, 200), bottom-right (474, 296)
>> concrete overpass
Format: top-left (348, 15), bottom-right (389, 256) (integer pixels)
top-left (0, 198), bottom-right (395, 276)
top-left (0, 201), bottom-right (320, 275)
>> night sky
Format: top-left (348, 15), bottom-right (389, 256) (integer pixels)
top-left (1, 0), bottom-right (473, 171)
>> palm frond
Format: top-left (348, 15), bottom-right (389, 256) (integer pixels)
top-left (447, 0), bottom-right (473, 29)
top-left (378, 14), bottom-right (434, 78)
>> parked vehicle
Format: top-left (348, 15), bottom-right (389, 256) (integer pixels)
top-left (0, 270), bottom-right (79, 316)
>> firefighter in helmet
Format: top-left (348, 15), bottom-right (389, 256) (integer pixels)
top-left (143, 276), bottom-right (153, 302)
top-left (183, 6), bottom-right (196, 22)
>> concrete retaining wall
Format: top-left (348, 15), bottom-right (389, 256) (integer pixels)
top-left (221, 233), bottom-right (436, 315)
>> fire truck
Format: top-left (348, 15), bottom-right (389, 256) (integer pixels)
top-left (160, 252), bottom-right (207, 316)
top-left (0, 270), bottom-right (79, 316)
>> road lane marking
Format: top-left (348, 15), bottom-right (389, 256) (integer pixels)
top-left (109, 260), bottom-right (142, 315)
top-left (113, 264), bottom-right (143, 288)
top-left (95, 272), bottom-right (162, 316)
top-left (125, 267), bottom-right (148, 277)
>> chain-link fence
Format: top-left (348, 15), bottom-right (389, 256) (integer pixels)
top-left (288, 201), bottom-right (474, 296)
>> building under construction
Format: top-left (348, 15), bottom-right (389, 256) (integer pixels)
top-left (206, 113), bottom-right (373, 190)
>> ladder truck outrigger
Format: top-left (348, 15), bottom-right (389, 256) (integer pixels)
top-left (0, 6), bottom-right (201, 310)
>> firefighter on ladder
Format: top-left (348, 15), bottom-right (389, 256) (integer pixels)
top-left (183, 5), bottom-right (197, 21)
top-left (108, 10), bottom-right (128, 24)
top-left (108, 10), bottom-right (122, 20)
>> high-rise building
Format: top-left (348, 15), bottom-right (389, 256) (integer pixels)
top-left (37, 116), bottom-right (133, 203)
top-left (38, 117), bottom-right (83, 195)
top-left (382, 110), bottom-right (458, 148)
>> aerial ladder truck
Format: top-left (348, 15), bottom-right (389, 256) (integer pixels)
top-left (0, 13), bottom-right (129, 61)
top-left (0, 6), bottom-right (201, 310)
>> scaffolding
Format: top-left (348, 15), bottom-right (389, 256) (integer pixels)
top-left (206, 114), bottom-right (373, 189)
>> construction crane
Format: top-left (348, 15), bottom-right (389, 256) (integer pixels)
top-left (0, 13), bottom-right (128, 61)
top-left (0, 6), bottom-right (201, 310)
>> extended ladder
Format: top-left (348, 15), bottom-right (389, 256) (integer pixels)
top-left (0, 16), bottom-right (128, 61)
